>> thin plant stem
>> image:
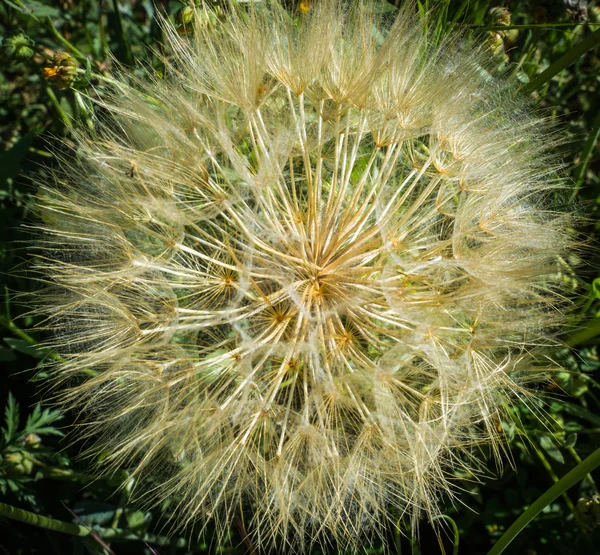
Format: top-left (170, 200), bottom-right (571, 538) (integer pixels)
top-left (0, 501), bottom-right (190, 547)
top-left (431, 515), bottom-right (459, 555)
top-left (45, 17), bottom-right (88, 62)
top-left (0, 300), bottom-right (98, 376)
top-left (0, 501), bottom-right (90, 536)
top-left (0, 312), bottom-right (62, 363)
top-left (44, 86), bottom-right (71, 129)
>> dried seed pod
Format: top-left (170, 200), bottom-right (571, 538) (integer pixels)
top-left (33, 1), bottom-right (575, 552)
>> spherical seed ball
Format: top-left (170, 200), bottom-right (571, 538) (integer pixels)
top-left (35, 1), bottom-right (573, 552)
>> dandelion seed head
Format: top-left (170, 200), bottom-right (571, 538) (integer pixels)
top-left (34, 1), bottom-right (574, 552)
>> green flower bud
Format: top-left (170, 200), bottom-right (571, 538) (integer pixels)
top-left (4, 452), bottom-right (24, 465)
top-left (4, 451), bottom-right (34, 475)
top-left (487, 7), bottom-right (511, 27)
top-left (176, 3), bottom-right (220, 35)
top-left (180, 6), bottom-right (195, 26)
top-left (576, 495), bottom-right (600, 532)
top-left (24, 433), bottom-right (42, 448)
top-left (42, 52), bottom-right (79, 89)
top-left (5, 34), bottom-right (34, 61)
top-left (486, 7), bottom-right (512, 62)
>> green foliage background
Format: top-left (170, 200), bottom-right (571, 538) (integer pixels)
top-left (1, 1), bottom-right (600, 553)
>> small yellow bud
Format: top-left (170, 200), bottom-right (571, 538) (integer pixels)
top-left (298, 1), bottom-right (311, 14)
top-left (42, 52), bottom-right (78, 89)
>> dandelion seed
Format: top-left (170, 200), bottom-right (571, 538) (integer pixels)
top-left (34, 1), bottom-right (574, 552)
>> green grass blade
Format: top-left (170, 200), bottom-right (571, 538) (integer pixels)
top-left (111, 0), bottom-right (133, 65)
top-left (572, 105), bottom-right (600, 200)
top-left (566, 318), bottom-right (600, 347)
top-left (487, 447), bottom-right (600, 555)
top-left (523, 27), bottom-right (600, 92)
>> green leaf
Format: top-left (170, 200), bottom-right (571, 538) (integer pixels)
top-left (372, 0), bottom-right (399, 14)
top-left (539, 434), bottom-right (564, 464)
top-left (564, 433), bottom-right (577, 449)
top-left (524, 27), bottom-right (600, 92)
top-left (559, 401), bottom-right (600, 427)
top-left (124, 509), bottom-right (149, 530)
top-left (3, 0), bottom-right (61, 18)
top-left (2, 393), bottom-right (19, 444)
top-left (592, 278), bottom-right (600, 299)
top-left (24, 404), bottom-right (63, 437)
top-left (72, 501), bottom-right (117, 527)
top-left (2, 0), bottom-right (26, 11)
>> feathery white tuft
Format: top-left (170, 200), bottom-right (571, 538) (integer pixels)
top-left (34, 1), bottom-right (573, 552)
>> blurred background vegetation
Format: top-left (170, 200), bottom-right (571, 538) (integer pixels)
top-left (1, 0), bottom-right (600, 553)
